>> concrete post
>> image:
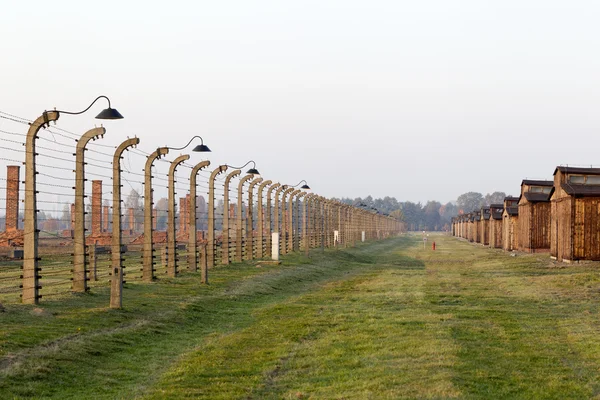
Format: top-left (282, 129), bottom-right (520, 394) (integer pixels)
top-left (246, 177), bottom-right (263, 261)
top-left (236, 174), bottom-right (253, 262)
top-left (287, 189), bottom-right (301, 253)
top-left (23, 111), bottom-right (59, 304)
top-left (273, 185), bottom-right (287, 244)
top-left (265, 183), bottom-right (280, 258)
top-left (179, 197), bottom-right (187, 235)
top-left (188, 160), bottom-right (210, 273)
top-left (200, 242), bottom-right (208, 283)
top-left (167, 154), bottom-right (190, 278)
top-left (295, 192), bottom-right (307, 252)
top-left (256, 180), bottom-right (272, 259)
top-left (207, 165), bottom-right (227, 269)
top-left (303, 194), bottom-right (314, 256)
top-left (73, 127), bottom-right (106, 293)
top-left (319, 197), bottom-right (325, 251)
top-left (281, 187), bottom-right (295, 255)
top-left (143, 147), bottom-right (169, 282)
top-left (23, 112), bottom-right (59, 304)
top-left (91, 181), bottom-right (103, 236)
top-left (89, 243), bottom-right (97, 281)
top-left (222, 169), bottom-right (240, 265)
top-left (110, 137), bottom-right (139, 309)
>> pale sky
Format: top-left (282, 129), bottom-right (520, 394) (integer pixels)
top-left (2, 0), bottom-right (600, 206)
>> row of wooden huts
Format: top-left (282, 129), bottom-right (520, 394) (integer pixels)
top-left (451, 166), bottom-right (600, 262)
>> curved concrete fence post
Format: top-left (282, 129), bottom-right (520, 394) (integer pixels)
top-left (303, 194), bottom-right (315, 256)
top-left (295, 192), bottom-right (307, 252)
top-left (287, 189), bottom-right (302, 253)
top-left (222, 169), bottom-right (241, 264)
top-left (23, 112), bottom-right (59, 304)
top-left (143, 147), bottom-right (169, 282)
top-left (281, 187), bottom-right (295, 255)
top-left (73, 127), bottom-right (106, 293)
top-left (236, 174), bottom-right (254, 262)
top-left (246, 177), bottom-right (263, 261)
top-left (188, 160), bottom-right (210, 274)
top-left (266, 183), bottom-right (282, 256)
top-left (167, 154), bottom-right (190, 278)
top-left (256, 180), bottom-right (273, 259)
top-left (207, 165), bottom-right (228, 272)
top-left (110, 137), bottom-right (139, 309)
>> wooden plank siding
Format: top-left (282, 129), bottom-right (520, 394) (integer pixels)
top-left (489, 204), bottom-right (503, 249)
top-left (480, 208), bottom-right (490, 246)
top-left (468, 217), bottom-right (475, 242)
top-left (473, 214), bottom-right (481, 243)
top-left (550, 196), bottom-right (571, 261)
top-left (550, 166), bottom-right (600, 261)
top-left (502, 197), bottom-right (519, 251)
top-left (517, 180), bottom-right (553, 253)
top-left (518, 202), bottom-right (551, 252)
top-left (574, 198), bottom-right (600, 260)
top-left (489, 218), bottom-right (503, 248)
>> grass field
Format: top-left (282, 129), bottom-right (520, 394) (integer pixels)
top-left (2, 234), bottom-right (600, 399)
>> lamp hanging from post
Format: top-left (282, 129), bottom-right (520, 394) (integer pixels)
top-left (226, 160), bottom-right (260, 177)
top-left (23, 95), bottom-right (123, 305)
top-left (289, 179), bottom-right (311, 190)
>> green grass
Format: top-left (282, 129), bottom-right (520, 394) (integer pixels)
top-left (2, 235), bottom-right (600, 398)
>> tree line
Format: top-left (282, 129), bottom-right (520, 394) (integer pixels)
top-left (335, 191), bottom-right (507, 231)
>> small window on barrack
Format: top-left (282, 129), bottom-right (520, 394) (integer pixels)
top-left (569, 175), bottom-right (585, 184)
top-left (586, 176), bottom-right (600, 185)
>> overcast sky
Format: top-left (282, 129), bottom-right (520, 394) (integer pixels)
top-left (2, 1), bottom-right (600, 205)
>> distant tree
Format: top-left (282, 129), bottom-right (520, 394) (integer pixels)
top-left (484, 191), bottom-right (507, 206)
top-left (423, 201), bottom-right (442, 230)
top-left (389, 209), bottom-right (404, 221)
top-left (456, 192), bottom-right (484, 213)
top-left (401, 202), bottom-right (423, 231)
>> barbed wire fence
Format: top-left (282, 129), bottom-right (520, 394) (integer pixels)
top-left (0, 109), bottom-right (402, 307)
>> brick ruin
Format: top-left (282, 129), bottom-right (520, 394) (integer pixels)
top-left (86, 180), bottom-right (112, 245)
top-left (0, 166), bottom-right (24, 246)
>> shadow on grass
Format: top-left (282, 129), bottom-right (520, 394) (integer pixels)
top-left (0, 236), bottom-right (425, 399)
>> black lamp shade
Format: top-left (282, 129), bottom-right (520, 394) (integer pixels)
top-left (95, 107), bottom-right (124, 120)
top-left (247, 168), bottom-right (260, 175)
top-left (193, 144), bottom-right (211, 152)
top-left (301, 184), bottom-right (310, 189)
